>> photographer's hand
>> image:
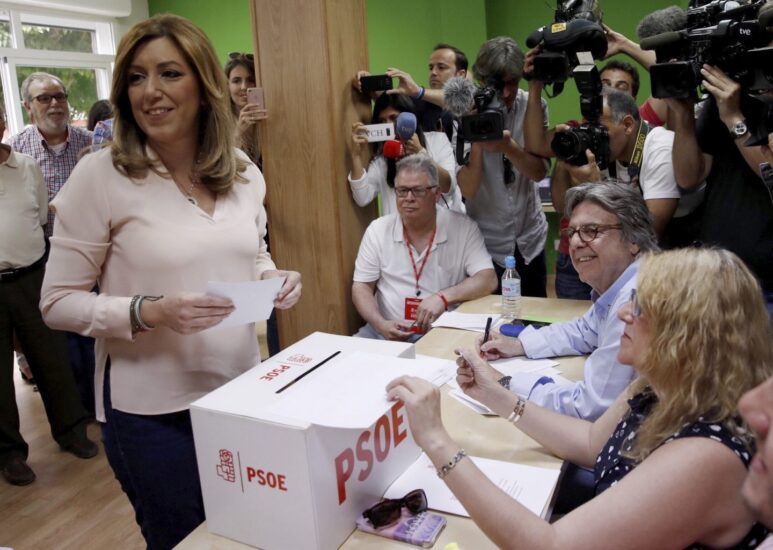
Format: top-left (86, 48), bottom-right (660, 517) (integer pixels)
top-left (386, 67), bottom-right (421, 98)
top-left (566, 149), bottom-right (602, 184)
top-left (402, 134), bottom-right (427, 156)
top-left (479, 130), bottom-right (514, 154)
top-left (349, 122), bottom-right (368, 179)
top-left (602, 24), bottom-right (656, 69)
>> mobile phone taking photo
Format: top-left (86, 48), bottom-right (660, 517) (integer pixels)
top-left (247, 87), bottom-right (265, 109)
top-left (363, 122), bottom-right (395, 143)
top-left (360, 74), bottom-right (393, 92)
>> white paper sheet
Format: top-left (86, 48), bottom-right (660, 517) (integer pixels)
top-left (415, 354), bottom-right (457, 385)
top-left (431, 312), bottom-right (500, 332)
top-left (267, 351), bottom-right (448, 429)
top-left (205, 277), bottom-right (285, 330)
top-left (384, 453), bottom-right (561, 519)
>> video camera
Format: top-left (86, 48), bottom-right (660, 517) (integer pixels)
top-left (641, 0), bottom-right (773, 98)
top-left (550, 63), bottom-right (611, 169)
top-left (443, 76), bottom-right (507, 165)
top-left (525, 0), bottom-right (608, 94)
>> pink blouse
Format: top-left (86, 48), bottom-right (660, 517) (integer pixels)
top-left (40, 147), bottom-right (276, 420)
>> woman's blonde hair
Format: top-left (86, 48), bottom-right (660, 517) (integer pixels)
top-left (110, 14), bottom-right (246, 192)
top-left (626, 248), bottom-right (773, 461)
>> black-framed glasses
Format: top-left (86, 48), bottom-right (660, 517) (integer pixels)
top-left (395, 185), bottom-right (437, 198)
top-left (32, 92), bottom-right (68, 104)
top-left (560, 223), bottom-right (622, 243)
top-left (503, 155), bottom-right (515, 185)
top-left (228, 52), bottom-right (254, 61)
top-left (630, 289), bottom-right (641, 317)
top-left (362, 489), bottom-right (428, 529)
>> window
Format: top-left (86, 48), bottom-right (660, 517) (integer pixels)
top-left (0, 6), bottom-right (115, 134)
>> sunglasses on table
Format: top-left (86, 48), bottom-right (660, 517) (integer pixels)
top-left (361, 488), bottom-right (428, 529)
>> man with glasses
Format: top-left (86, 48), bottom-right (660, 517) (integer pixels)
top-left (10, 72), bottom-right (95, 415)
top-left (457, 37), bottom-right (550, 297)
top-left (353, 154), bottom-right (497, 341)
top-left (479, 182), bottom-right (658, 421)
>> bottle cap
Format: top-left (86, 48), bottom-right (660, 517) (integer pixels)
top-left (504, 255), bottom-right (516, 269)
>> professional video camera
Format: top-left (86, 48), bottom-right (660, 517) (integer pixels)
top-left (550, 63), bottom-right (611, 169)
top-left (640, 0), bottom-right (773, 98)
top-left (443, 76), bottom-right (506, 164)
top-left (525, 0), bottom-right (608, 94)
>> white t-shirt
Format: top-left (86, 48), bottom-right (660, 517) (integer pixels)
top-left (348, 131), bottom-right (465, 215)
top-left (354, 207), bottom-right (493, 323)
top-left (607, 126), bottom-right (680, 201)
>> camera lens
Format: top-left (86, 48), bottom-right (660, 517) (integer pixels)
top-left (551, 130), bottom-right (590, 164)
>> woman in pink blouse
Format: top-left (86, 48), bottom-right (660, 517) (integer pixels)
top-left (40, 15), bottom-right (301, 549)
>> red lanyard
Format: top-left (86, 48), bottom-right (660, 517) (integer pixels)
top-left (403, 225), bottom-right (436, 297)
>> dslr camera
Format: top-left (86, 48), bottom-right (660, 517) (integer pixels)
top-left (550, 63), bottom-right (610, 169)
top-left (641, 0), bottom-right (773, 98)
top-left (525, 0), bottom-right (608, 93)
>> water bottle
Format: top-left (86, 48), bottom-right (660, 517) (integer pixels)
top-left (501, 255), bottom-right (522, 321)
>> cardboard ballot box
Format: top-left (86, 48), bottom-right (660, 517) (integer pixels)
top-left (191, 332), bottom-right (421, 550)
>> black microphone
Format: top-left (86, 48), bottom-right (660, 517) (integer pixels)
top-left (640, 30), bottom-right (685, 51)
top-left (443, 76), bottom-right (476, 118)
top-left (526, 26), bottom-right (547, 48)
top-left (636, 6), bottom-right (688, 40)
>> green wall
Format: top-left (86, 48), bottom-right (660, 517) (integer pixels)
top-left (147, 0), bottom-right (254, 64)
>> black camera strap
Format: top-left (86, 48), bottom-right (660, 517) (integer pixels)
top-left (608, 120), bottom-right (650, 186)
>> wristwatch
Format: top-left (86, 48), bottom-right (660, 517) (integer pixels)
top-left (728, 119), bottom-right (748, 139)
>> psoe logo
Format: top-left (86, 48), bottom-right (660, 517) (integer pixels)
top-left (216, 449), bottom-right (236, 482)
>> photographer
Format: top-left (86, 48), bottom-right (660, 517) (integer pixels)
top-left (457, 37), bottom-right (550, 297)
top-left (552, 90), bottom-right (680, 239)
top-left (668, 61), bottom-right (773, 310)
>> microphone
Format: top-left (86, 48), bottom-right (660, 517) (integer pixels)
top-left (640, 30), bottom-right (685, 51)
top-left (395, 112), bottom-right (417, 141)
top-left (383, 140), bottom-right (404, 159)
top-left (443, 76), bottom-right (476, 118)
top-left (636, 6), bottom-right (688, 40)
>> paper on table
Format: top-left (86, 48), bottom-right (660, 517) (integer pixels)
top-left (431, 312), bottom-right (500, 332)
top-left (415, 354), bottom-right (457, 385)
top-left (267, 351), bottom-right (448, 429)
top-left (384, 453), bottom-right (561, 519)
top-left (205, 277), bottom-right (285, 330)
top-left (492, 356), bottom-right (560, 376)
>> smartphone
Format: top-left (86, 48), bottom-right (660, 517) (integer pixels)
top-left (363, 122), bottom-right (394, 143)
top-left (247, 87), bottom-right (265, 109)
top-left (360, 74), bottom-right (393, 92)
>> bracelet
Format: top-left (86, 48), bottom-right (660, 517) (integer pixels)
top-left (437, 292), bottom-right (449, 310)
top-left (130, 295), bottom-right (163, 333)
top-left (414, 86), bottom-right (425, 100)
top-left (506, 397), bottom-right (527, 424)
top-left (436, 448), bottom-right (466, 479)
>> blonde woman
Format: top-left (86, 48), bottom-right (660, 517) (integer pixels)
top-left (41, 15), bottom-right (300, 549)
top-left (389, 248), bottom-right (771, 549)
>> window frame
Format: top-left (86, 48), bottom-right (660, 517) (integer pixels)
top-left (0, 3), bottom-right (115, 135)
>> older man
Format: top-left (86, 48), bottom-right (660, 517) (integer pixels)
top-left (10, 72), bottom-right (95, 414)
top-left (353, 154), bottom-right (497, 340)
top-left (0, 105), bottom-right (96, 486)
top-left (10, 72), bottom-right (92, 236)
top-left (479, 182), bottom-right (658, 421)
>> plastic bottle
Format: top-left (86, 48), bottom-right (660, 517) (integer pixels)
top-left (501, 255), bottom-right (522, 321)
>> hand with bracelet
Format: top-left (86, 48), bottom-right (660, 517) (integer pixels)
top-left (137, 292), bottom-right (235, 335)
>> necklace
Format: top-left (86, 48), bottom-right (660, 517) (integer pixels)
top-left (176, 174), bottom-right (199, 206)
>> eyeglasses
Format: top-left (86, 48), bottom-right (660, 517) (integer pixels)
top-left (395, 185), bottom-right (437, 198)
top-left (560, 223), bottom-right (622, 243)
top-left (630, 288), bottom-right (641, 317)
top-left (362, 489), bottom-right (428, 529)
top-left (228, 52), bottom-right (254, 61)
top-left (32, 92), bottom-right (68, 104)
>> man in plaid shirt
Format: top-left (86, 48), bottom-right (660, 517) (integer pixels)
top-left (10, 72), bottom-right (92, 237)
top-left (10, 72), bottom-right (95, 415)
